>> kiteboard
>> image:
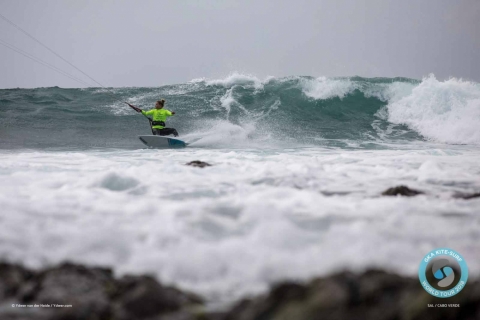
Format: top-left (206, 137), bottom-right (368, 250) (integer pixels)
top-left (138, 135), bottom-right (187, 148)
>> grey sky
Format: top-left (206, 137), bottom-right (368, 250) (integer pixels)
top-left (0, 0), bottom-right (479, 88)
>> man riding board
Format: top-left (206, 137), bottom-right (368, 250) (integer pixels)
top-left (127, 99), bottom-right (179, 137)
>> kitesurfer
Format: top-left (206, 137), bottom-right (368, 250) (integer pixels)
top-left (141, 99), bottom-right (179, 137)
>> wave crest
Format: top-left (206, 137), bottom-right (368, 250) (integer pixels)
top-left (204, 72), bottom-right (265, 89)
top-left (387, 75), bottom-right (480, 145)
top-left (2, 74), bottom-right (480, 149)
top-left (300, 76), bottom-right (356, 100)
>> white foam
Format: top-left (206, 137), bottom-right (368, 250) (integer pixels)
top-left (1, 146), bottom-right (480, 306)
top-left (189, 77), bottom-right (206, 83)
top-left (183, 120), bottom-right (258, 148)
top-left (205, 72), bottom-right (265, 89)
top-left (220, 88), bottom-right (236, 119)
top-left (300, 76), bottom-right (356, 100)
top-left (386, 75), bottom-right (480, 145)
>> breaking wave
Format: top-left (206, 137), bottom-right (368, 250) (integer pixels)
top-left (1, 73), bottom-right (479, 149)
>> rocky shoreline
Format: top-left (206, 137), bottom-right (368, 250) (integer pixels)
top-left (0, 262), bottom-right (478, 320)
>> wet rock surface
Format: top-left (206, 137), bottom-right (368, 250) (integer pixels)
top-left (0, 262), bottom-right (202, 320)
top-left (453, 192), bottom-right (480, 200)
top-left (186, 161), bottom-right (212, 168)
top-left (382, 185), bottom-right (424, 196)
top-left (223, 270), bottom-right (480, 320)
top-left (0, 263), bottom-right (479, 320)
top-left (381, 186), bottom-right (480, 200)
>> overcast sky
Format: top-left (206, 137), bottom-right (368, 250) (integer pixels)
top-left (0, 0), bottom-right (479, 88)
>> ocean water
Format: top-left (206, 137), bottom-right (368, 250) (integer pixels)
top-left (1, 73), bottom-right (480, 305)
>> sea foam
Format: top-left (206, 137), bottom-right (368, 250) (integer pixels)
top-left (300, 76), bottom-right (357, 100)
top-left (386, 75), bottom-right (480, 145)
top-left (205, 72), bottom-right (264, 89)
top-left (1, 147), bottom-right (480, 305)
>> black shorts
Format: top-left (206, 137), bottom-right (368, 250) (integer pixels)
top-left (153, 128), bottom-right (179, 137)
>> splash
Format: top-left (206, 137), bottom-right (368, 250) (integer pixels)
top-left (300, 76), bottom-right (356, 100)
top-left (386, 75), bottom-right (480, 145)
top-left (205, 72), bottom-right (265, 89)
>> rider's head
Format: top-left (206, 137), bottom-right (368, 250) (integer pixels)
top-left (155, 99), bottom-right (165, 109)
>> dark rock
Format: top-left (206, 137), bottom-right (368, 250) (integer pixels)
top-left (223, 283), bottom-right (308, 320)
top-left (0, 262), bottom-right (33, 300)
top-left (453, 192), bottom-right (480, 200)
top-left (1, 262), bottom-right (479, 320)
top-left (186, 161), bottom-right (212, 168)
top-left (21, 263), bottom-right (113, 320)
top-left (113, 275), bottom-right (202, 319)
top-left (222, 270), bottom-right (480, 320)
top-left (0, 262), bottom-right (204, 320)
top-left (381, 185), bottom-right (423, 197)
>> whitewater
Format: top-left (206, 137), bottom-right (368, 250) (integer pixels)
top-left (1, 73), bottom-right (480, 305)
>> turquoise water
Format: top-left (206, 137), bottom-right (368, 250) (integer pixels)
top-left (1, 75), bottom-right (428, 149)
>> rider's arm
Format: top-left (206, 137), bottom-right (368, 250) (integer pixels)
top-left (142, 109), bottom-right (154, 116)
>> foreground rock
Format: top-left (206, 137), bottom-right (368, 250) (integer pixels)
top-left (224, 270), bottom-right (480, 320)
top-left (1, 263), bottom-right (479, 320)
top-left (453, 192), bottom-right (480, 200)
top-left (0, 262), bottom-right (203, 320)
top-left (382, 185), bottom-right (424, 196)
top-left (186, 160), bottom-right (212, 168)
top-left (382, 186), bottom-right (480, 200)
